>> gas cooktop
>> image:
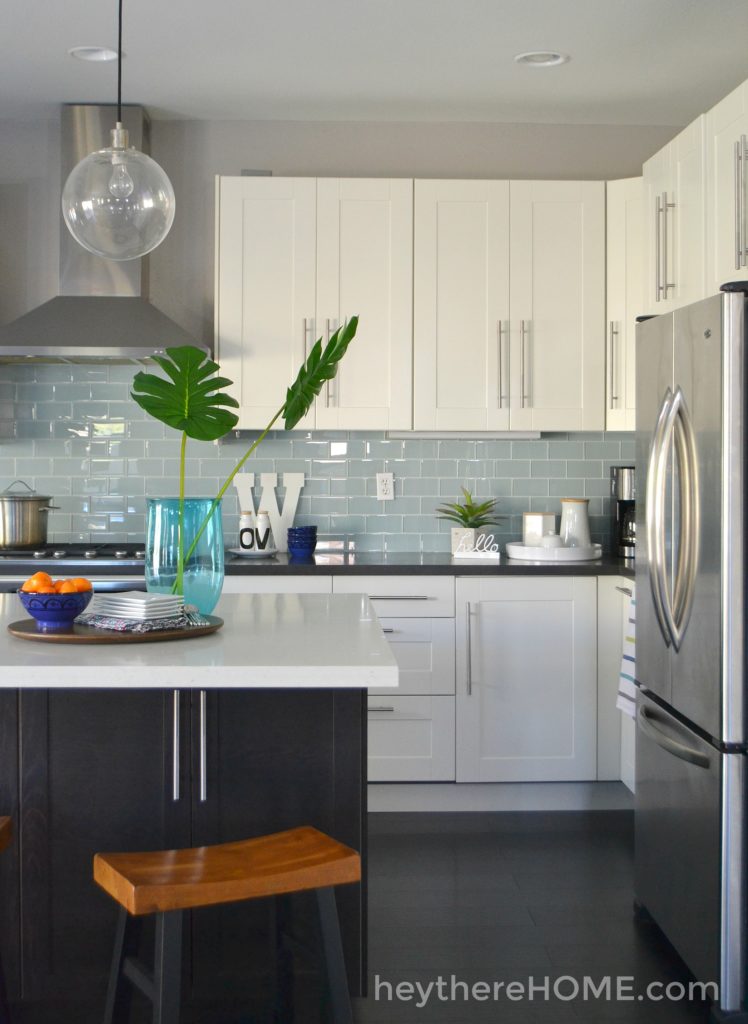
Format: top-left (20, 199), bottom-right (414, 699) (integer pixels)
top-left (0, 543), bottom-right (146, 571)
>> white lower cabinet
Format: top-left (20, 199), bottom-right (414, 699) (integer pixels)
top-left (368, 617), bottom-right (455, 697)
top-left (455, 576), bottom-right (597, 782)
top-left (367, 696), bottom-right (456, 782)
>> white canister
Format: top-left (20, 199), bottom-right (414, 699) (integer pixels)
top-left (238, 510), bottom-right (255, 550)
top-left (253, 510), bottom-right (276, 552)
top-left (559, 499), bottom-right (591, 548)
top-left (238, 510), bottom-right (276, 553)
top-left (522, 512), bottom-right (556, 546)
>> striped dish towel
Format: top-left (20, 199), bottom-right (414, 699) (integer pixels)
top-left (616, 585), bottom-right (636, 719)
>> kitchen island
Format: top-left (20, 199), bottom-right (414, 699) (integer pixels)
top-left (0, 592), bottom-right (396, 1022)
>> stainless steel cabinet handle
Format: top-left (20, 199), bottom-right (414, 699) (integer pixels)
top-left (741, 136), bottom-right (747, 268)
top-left (324, 318), bottom-right (339, 406)
top-left (637, 706), bottom-right (710, 769)
top-left (465, 602), bottom-right (473, 696)
top-left (655, 193), bottom-right (663, 300)
top-left (519, 320), bottom-right (530, 408)
top-left (369, 706), bottom-right (395, 712)
top-left (615, 585), bottom-right (633, 597)
top-left (609, 322), bottom-right (619, 407)
top-left (735, 139), bottom-right (743, 270)
top-left (381, 628), bottom-right (395, 634)
top-left (662, 191), bottom-right (675, 297)
top-left (302, 317), bottom-right (314, 362)
top-left (199, 689), bottom-right (207, 803)
top-left (497, 321), bottom-right (509, 408)
top-left (172, 690), bottom-right (180, 802)
top-left (370, 595), bottom-right (429, 601)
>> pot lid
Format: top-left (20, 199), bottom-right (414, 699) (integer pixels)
top-left (1, 480), bottom-right (53, 501)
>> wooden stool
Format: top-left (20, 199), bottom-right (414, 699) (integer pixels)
top-left (0, 817), bottom-right (12, 1024)
top-left (94, 825), bottom-right (361, 1024)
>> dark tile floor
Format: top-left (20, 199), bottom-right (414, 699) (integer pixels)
top-left (353, 811), bottom-right (713, 1024)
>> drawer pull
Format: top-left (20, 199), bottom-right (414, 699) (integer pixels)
top-left (615, 585), bottom-right (634, 597)
top-left (370, 595), bottom-right (430, 601)
top-left (381, 628), bottom-right (395, 633)
top-left (369, 706), bottom-right (395, 712)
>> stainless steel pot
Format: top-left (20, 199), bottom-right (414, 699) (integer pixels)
top-left (0, 480), bottom-right (59, 548)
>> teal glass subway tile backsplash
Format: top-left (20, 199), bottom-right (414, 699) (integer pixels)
top-left (0, 363), bottom-right (635, 551)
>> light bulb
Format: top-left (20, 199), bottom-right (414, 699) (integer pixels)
top-left (108, 155), bottom-right (134, 199)
top-left (61, 123), bottom-right (175, 261)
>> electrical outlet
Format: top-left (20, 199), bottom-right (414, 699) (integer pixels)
top-left (376, 472), bottom-right (395, 501)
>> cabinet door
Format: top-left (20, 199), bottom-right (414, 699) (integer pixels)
top-left (706, 80), bottom-right (748, 293)
top-left (509, 181), bottom-right (605, 431)
top-left (215, 177), bottom-right (316, 429)
top-left (0, 692), bottom-right (19, 1005)
top-left (643, 143), bottom-right (673, 313)
top-left (670, 118), bottom-right (706, 310)
top-left (315, 179), bottom-right (413, 430)
top-left (413, 180), bottom-right (511, 430)
top-left (606, 178), bottom-right (644, 431)
top-left (17, 690), bottom-right (189, 1010)
top-left (456, 577), bottom-right (597, 782)
top-left (188, 690), bottom-right (365, 1005)
top-left (368, 696), bottom-right (455, 781)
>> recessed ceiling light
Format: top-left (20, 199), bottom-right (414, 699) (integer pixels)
top-left (514, 51), bottom-right (570, 67)
top-left (68, 46), bottom-right (120, 63)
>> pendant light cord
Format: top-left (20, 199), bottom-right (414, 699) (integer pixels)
top-left (117, 0), bottom-right (123, 122)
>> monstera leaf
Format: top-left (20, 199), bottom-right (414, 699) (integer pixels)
top-left (283, 317), bottom-right (359, 429)
top-left (131, 346), bottom-right (239, 441)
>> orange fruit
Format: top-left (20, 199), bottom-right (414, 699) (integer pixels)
top-left (53, 580), bottom-right (65, 592)
top-left (58, 581), bottom-right (78, 594)
top-left (37, 586), bottom-right (56, 594)
top-left (21, 579), bottom-right (39, 592)
top-left (70, 577), bottom-right (93, 592)
top-left (28, 571), bottom-right (53, 586)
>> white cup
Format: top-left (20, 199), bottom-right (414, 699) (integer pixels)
top-left (541, 533), bottom-right (563, 549)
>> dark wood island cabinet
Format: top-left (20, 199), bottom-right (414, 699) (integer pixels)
top-left (0, 688), bottom-right (366, 1023)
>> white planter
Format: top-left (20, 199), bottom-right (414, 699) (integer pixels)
top-left (451, 527), bottom-right (477, 554)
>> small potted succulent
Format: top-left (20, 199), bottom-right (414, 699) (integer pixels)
top-left (436, 488), bottom-right (504, 554)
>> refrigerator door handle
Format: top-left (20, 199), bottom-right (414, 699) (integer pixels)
top-left (670, 389), bottom-right (700, 650)
top-left (646, 387), bottom-right (674, 647)
top-left (637, 705), bottom-right (711, 770)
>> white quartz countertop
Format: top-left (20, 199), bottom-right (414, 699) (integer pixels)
top-left (0, 592), bottom-right (398, 689)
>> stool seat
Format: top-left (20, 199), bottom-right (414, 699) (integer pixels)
top-left (94, 825), bottom-right (361, 916)
top-left (0, 818), bottom-right (10, 855)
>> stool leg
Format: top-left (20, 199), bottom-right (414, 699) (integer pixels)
top-left (152, 911), bottom-right (182, 1024)
top-left (315, 888), bottom-right (352, 1024)
top-left (0, 946), bottom-right (11, 1024)
top-left (271, 896), bottom-right (295, 1023)
top-left (103, 908), bottom-right (142, 1024)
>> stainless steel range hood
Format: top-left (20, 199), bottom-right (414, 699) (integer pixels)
top-left (0, 105), bottom-right (205, 363)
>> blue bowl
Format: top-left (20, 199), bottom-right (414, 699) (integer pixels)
top-left (287, 541), bottom-right (317, 559)
top-left (18, 588), bottom-right (93, 631)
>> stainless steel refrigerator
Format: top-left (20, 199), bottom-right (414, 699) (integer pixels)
top-left (635, 285), bottom-right (748, 1019)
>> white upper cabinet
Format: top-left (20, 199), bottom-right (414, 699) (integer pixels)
top-left (215, 177), bottom-right (316, 430)
top-left (643, 118), bottom-right (706, 314)
top-left (509, 181), bottom-right (605, 432)
top-left (706, 80), bottom-right (748, 294)
top-left (216, 176), bottom-right (413, 430)
top-left (413, 180), bottom-right (511, 431)
top-left (315, 179), bottom-right (413, 430)
top-left (606, 178), bottom-right (644, 431)
top-left (414, 180), bottom-right (605, 432)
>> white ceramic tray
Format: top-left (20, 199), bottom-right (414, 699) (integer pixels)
top-left (228, 547), bottom-right (278, 560)
top-left (505, 542), bottom-right (602, 562)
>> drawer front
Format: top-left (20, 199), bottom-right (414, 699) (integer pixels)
top-left (222, 577), bottom-right (333, 595)
top-left (367, 696), bottom-right (455, 781)
top-left (333, 575), bottom-right (454, 617)
top-left (368, 617), bottom-right (455, 696)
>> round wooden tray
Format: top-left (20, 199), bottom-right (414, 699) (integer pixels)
top-left (7, 615), bottom-right (223, 644)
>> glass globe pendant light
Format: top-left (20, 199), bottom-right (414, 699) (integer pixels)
top-left (61, 0), bottom-right (175, 261)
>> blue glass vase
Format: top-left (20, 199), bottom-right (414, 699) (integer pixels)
top-left (145, 497), bottom-right (224, 614)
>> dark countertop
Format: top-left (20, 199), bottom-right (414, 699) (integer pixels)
top-left (225, 550), bottom-right (636, 578)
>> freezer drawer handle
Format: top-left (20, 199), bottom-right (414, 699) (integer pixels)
top-left (637, 706), bottom-right (711, 770)
top-left (370, 595), bottom-right (430, 601)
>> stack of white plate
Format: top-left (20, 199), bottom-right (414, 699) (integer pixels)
top-left (92, 591), bottom-right (184, 621)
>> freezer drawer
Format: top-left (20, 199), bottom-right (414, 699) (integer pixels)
top-left (635, 691), bottom-right (721, 987)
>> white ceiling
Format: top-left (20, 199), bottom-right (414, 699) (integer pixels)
top-left (3, 0), bottom-right (748, 124)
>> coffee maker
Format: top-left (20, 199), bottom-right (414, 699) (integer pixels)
top-left (611, 466), bottom-right (636, 559)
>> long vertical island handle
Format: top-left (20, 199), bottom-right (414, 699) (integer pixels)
top-left (172, 690), bottom-right (180, 802)
top-left (199, 690), bottom-right (208, 803)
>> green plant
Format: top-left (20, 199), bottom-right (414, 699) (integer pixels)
top-left (131, 317), bottom-right (359, 592)
top-left (436, 488), bottom-right (503, 529)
